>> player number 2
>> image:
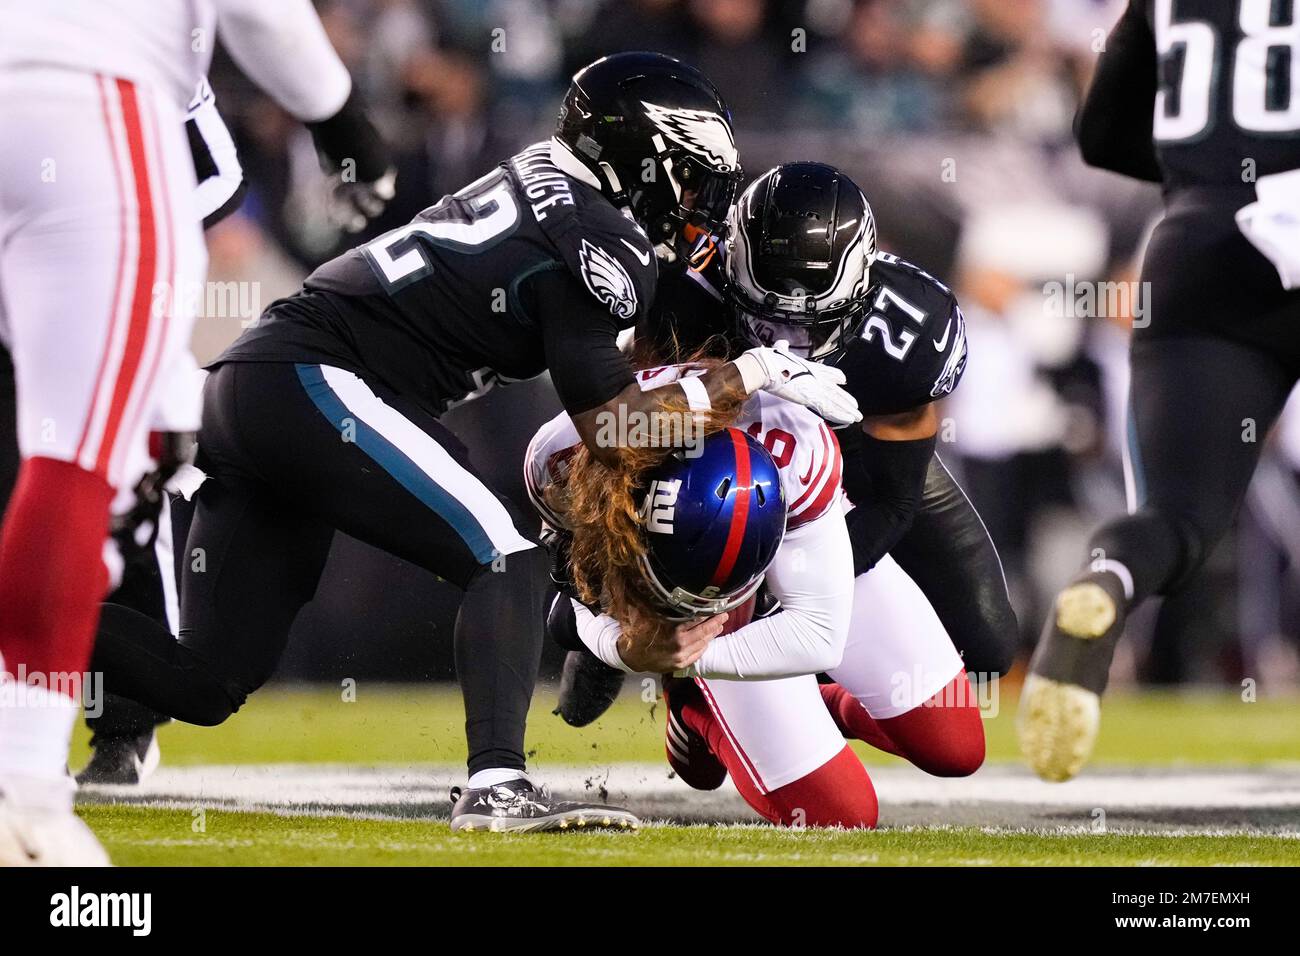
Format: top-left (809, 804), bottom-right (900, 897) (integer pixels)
top-left (363, 171), bottom-right (520, 292)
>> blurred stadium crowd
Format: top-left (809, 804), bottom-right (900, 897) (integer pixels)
top-left (196, 0), bottom-right (1300, 691)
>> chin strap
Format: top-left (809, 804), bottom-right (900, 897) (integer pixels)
top-left (654, 242), bottom-right (678, 264)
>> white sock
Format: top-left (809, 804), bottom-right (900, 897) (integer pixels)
top-left (467, 767), bottom-right (530, 790)
top-left (0, 680), bottom-right (79, 808)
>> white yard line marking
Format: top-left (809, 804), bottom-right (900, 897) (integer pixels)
top-left (77, 763), bottom-right (1300, 834)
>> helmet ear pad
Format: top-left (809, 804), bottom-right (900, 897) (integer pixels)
top-left (636, 428), bottom-right (787, 620)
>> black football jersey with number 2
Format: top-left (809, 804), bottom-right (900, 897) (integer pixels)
top-left (218, 142), bottom-right (657, 413)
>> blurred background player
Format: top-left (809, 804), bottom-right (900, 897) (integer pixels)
top-left (73, 75), bottom-right (396, 785)
top-left (0, 0), bottom-right (392, 865)
top-left (1020, 0), bottom-right (1300, 781)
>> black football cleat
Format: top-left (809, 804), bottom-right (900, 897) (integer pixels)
top-left (554, 648), bottom-right (626, 727)
top-left (449, 778), bottom-right (640, 833)
top-left (663, 677), bottom-right (727, 791)
top-left (1018, 570), bottom-right (1129, 782)
top-left (75, 728), bottom-right (160, 786)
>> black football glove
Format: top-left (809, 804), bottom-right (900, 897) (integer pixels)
top-left (540, 526), bottom-right (578, 599)
top-left (306, 88), bottom-right (396, 233)
top-left (111, 430), bottom-right (195, 550)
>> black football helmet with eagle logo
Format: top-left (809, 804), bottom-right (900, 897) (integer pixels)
top-left (725, 162), bottom-right (967, 415)
top-left (725, 162), bottom-right (877, 362)
top-left (553, 51), bottom-right (743, 257)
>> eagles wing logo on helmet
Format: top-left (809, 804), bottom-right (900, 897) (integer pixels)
top-left (640, 101), bottom-right (739, 172)
top-left (578, 239), bottom-right (638, 319)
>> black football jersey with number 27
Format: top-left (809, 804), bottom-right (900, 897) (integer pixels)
top-left (827, 253), bottom-right (967, 416)
top-left (218, 142), bottom-right (657, 413)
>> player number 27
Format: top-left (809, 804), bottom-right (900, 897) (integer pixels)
top-left (860, 285), bottom-right (927, 362)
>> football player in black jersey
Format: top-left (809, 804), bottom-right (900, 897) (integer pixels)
top-left (1020, 0), bottom-right (1300, 781)
top-left (725, 165), bottom-right (1011, 661)
top-left (553, 162), bottom-right (1017, 731)
top-left (87, 54), bottom-right (863, 832)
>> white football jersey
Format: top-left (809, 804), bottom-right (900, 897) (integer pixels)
top-left (0, 1), bottom-right (217, 109)
top-left (0, 0), bottom-right (350, 120)
top-left (525, 363), bottom-right (843, 532)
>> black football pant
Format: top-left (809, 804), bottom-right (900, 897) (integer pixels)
top-left (92, 360), bottom-right (548, 776)
top-left (1089, 192), bottom-right (1300, 604)
top-left (890, 454), bottom-right (1018, 677)
top-left (1093, 334), bottom-right (1298, 602)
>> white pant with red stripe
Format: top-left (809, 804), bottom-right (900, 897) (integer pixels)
top-left (0, 66), bottom-right (205, 492)
top-left (697, 554), bottom-right (965, 793)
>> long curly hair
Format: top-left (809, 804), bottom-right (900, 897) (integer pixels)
top-left (551, 340), bottom-right (746, 647)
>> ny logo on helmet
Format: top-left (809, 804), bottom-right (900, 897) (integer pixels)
top-left (641, 478), bottom-right (681, 534)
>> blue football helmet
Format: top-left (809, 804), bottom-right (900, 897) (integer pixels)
top-left (636, 428), bottom-right (786, 619)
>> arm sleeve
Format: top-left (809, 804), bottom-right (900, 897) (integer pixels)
top-left (573, 601), bottom-right (635, 673)
top-left (212, 0), bottom-right (352, 123)
top-left (305, 87), bottom-right (391, 181)
top-left (1076, 0), bottom-right (1163, 182)
top-left (840, 429), bottom-right (936, 576)
top-left (686, 509), bottom-right (854, 680)
top-left (535, 270), bottom-right (637, 415)
top-left (888, 456), bottom-right (1018, 677)
top-left (186, 80), bottom-right (246, 229)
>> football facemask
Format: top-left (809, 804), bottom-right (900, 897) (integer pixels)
top-left (727, 287), bottom-right (866, 361)
top-left (638, 149), bottom-right (742, 261)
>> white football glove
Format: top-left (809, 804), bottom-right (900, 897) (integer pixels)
top-left (732, 340), bottom-right (862, 425)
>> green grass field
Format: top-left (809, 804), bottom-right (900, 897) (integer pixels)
top-left (70, 682), bottom-right (1300, 767)
top-left (72, 684), bottom-right (1300, 866)
top-left (80, 806), bottom-right (1300, 867)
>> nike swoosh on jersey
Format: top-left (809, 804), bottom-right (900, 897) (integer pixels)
top-left (932, 319), bottom-right (952, 351)
top-left (620, 238), bottom-right (652, 266)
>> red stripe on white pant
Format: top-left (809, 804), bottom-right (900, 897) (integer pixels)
top-left (75, 77), bottom-right (160, 480)
top-left (111, 77), bottom-right (175, 481)
top-left (695, 677), bottom-right (767, 794)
